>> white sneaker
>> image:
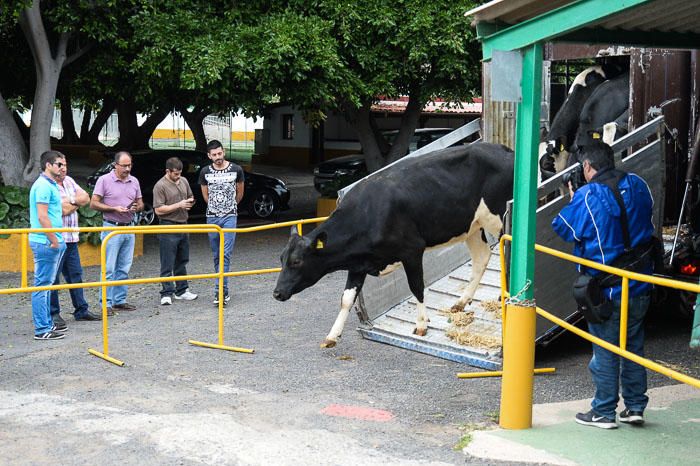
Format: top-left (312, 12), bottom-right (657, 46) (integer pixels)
top-left (174, 291), bottom-right (198, 301)
top-left (161, 296), bottom-right (172, 305)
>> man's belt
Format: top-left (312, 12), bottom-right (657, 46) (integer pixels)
top-left (104, 220), bottom-right (133, 226)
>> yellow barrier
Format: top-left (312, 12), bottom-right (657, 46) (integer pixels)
top-left (1, 217), bottom-right (329, 366)
top-left (498, 234), bottom-right (700, 429)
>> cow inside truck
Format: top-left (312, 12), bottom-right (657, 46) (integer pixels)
top-left (540, 46), bottom-right (700, 322)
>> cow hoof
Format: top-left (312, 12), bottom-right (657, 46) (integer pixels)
top-left (320, 339), bottom-right (337, 348)
top-left (413, 328), bottom-right (428, 337)
top-left (450, 303), bottom-right (465, 313)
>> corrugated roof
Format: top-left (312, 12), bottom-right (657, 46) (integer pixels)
top-left (466, 0), bottom-right (700, 37)
top-left (371, 99), bottom-right (481, 115)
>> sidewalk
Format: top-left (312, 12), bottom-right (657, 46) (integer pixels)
top-left (465, 383), bottom-right (700, 465)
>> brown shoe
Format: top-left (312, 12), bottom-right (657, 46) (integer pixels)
top-left (106, 308), bottom-right (115, 316)
top-left (113, 303), bottom-right (136, 311)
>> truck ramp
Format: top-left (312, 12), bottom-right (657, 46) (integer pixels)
top-left (358, 248), bottom-right (503, 369)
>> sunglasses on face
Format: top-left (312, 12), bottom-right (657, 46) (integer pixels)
top-left (52, 162), bottom-right (67, 168)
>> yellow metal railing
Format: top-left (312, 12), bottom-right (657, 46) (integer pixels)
top-left (1, 217), bottom-right (328, 366)
top-left (498, 233), bottom-right (700, 429)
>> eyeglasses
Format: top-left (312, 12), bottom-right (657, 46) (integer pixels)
top-left (116, 163), bottom-right (132, 168)
top-left (52, 162), bottom-right (67, 168)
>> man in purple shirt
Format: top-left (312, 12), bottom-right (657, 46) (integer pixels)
top-left (90, 151), bottom-right (144, 314)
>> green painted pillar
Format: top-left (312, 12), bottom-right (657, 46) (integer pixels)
top-left (500, 42), bottom-right (542, 429)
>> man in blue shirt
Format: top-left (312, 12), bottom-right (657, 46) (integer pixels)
top-left (29, 151), bottom-right (68, 340)
top-left (552, 141), bottom-right (654, 429)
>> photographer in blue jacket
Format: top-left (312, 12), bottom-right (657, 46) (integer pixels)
top-left (552, 141), bottom-right (654, 429)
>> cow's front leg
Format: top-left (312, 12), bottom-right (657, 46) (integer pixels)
top-left (321, 272), bottom-right (366, 348)
top-left (402, 256), bottom-right (429, 337)
top-left (451, 231), bottom-right (492, 313)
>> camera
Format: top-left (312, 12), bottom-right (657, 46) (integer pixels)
top-left (562, 165), bottom-right (586, 192)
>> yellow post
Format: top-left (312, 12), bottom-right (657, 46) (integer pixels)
top-left (620, 277), bottom-right (629, 351)
top-left (297, 223), bottom-right (303, 235)
top-left (499, 301), bottom-right (537, 429)
top-left (100, 234), bottom-right (110, 356)
top-left (20, 233), bottom-right (28, 288)
top-left (217, 232), bottom-right (225, 345)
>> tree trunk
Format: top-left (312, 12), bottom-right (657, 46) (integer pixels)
top-left (135, 105), bottom-right (170, 149)
top-left (82, 99), bottom-right (115, 145)
top-left (115, 100), bottom-right (139, 149)
top-left (58, 86), bottom-right (79, 144)
top-left (19, 2), bottom-right (66, 183)
top-left (385, 90), bottom-right (423, 164)
top-left (18, 1), bottom-right (92, 183)
top-left (116, 100), bottom-right (170, 150)
top-left (179, 106), bottom-right (208, 152)
top-left (79, 106), bottom-right (91, 140)
top-left (0, 92), bottom-right (30, 186)
top-left (347, 102), bottom-right (386, 172)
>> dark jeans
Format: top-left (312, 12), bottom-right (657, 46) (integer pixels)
top-left (159, 226), bottom-right (190, 297)
top-left (587, 292), bottom-right (651, 419)
top-left (50, 242), bottom-right (90, 318)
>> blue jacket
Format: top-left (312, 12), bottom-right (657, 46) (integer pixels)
top-left (552, 169), bottom-right (654, 300)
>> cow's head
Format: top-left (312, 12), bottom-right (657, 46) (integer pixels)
top-left (539, 137), bottom-right (570, 181)
top-left (273, 227), bottom-right (328, 301)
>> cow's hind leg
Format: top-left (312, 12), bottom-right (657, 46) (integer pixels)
top-left (402, 256), bottom-right (429, 337)
top-left (450, 231), bottom-right (492, 313)
top-left (321, 272), bottom-right (366, 348)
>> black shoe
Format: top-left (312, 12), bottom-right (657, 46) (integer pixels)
top-left (113, 303), bottom-right (137, 311)
top-left (575, 410), bottom-right (617, 429)
top-left (34, 331), bottom-right (65, 340)
top-left (619, 409), bottom-right (644, 425)
top-left (213, 294), bottom-right (231, 305)
top-left (53, 314), bottom-right (68, 331)
top-left (52, 320), bottom-right (68, 332)
top-left (75, 311), bottom-right (102, 321)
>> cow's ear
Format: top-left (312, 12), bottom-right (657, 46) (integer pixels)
top-left (290, 225), bottom-right (300, 237)
top-left (314, 232), bottom-right (327, 250)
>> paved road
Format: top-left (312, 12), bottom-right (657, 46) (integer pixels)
top-left (1, 162), bottom-right (698, 465)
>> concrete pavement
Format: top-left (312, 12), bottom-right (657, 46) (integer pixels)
top-left (465, 383), bottom-right (700, 465)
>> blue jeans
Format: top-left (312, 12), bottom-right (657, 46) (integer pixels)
top-left (50, 242), bottom-right (90, 317)
top-left (158, 225), bottom-right (190, 297)
top-left (207, 216), bottom-right (237, 296)
top-left (101, 225), bottom-right (135, 307)
top-left (587, 292), bottom-right (651, 418)
top-left (30, 241), bottom-right (66, 335)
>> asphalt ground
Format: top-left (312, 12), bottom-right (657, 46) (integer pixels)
top-left (1, 168), bottom-right (699, 465)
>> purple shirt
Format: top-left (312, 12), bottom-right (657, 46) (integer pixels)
top-left (93, 171), bottom-right (142, 224)
top-left (58, 176), bottom-right (87, 243)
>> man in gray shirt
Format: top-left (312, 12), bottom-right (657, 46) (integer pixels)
top-left (153, 157), bottom-right (198, 305)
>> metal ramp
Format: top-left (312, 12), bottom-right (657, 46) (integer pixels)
top-left (353, 117), bottom-right (666, 369)
top-left (358, 248), bottom-right (503, 369)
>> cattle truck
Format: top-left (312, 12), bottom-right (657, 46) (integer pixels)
top-left (351, 46), bottom-right (700, 369)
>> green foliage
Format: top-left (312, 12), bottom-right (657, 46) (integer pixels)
top-left (0, 185), bottom-right (102, 244)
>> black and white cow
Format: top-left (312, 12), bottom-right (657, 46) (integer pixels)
top-left (571, 71), bottom-right (630, 153)
top-left (539, 66), bottom-right (607, 181)
top-left (273, 143), bottom-right (514, 348)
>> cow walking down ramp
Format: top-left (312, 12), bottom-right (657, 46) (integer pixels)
top-left (273, 143), bottom-right (514, 348)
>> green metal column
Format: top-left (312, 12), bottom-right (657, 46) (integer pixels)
top-left (500, 42), bottom-right (542, 429)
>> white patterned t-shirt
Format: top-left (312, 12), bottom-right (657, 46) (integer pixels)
top-left (198, 162), bottom-right (245, 217)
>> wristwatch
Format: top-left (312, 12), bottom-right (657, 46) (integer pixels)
top-left (69, 194), bottom-right (77, 206)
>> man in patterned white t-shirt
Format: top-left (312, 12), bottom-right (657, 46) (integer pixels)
top-left (199, 139), bottom-right (245, 305)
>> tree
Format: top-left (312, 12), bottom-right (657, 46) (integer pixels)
top-left (281, 0), bottom-right (483, 171)
top-left (0, 0), bottom-right (142, 185)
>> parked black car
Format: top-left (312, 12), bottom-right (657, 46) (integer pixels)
top-left (87, 149), bottom-right (290, 223)
top-left (313, 128), bottom-right (457, 197)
